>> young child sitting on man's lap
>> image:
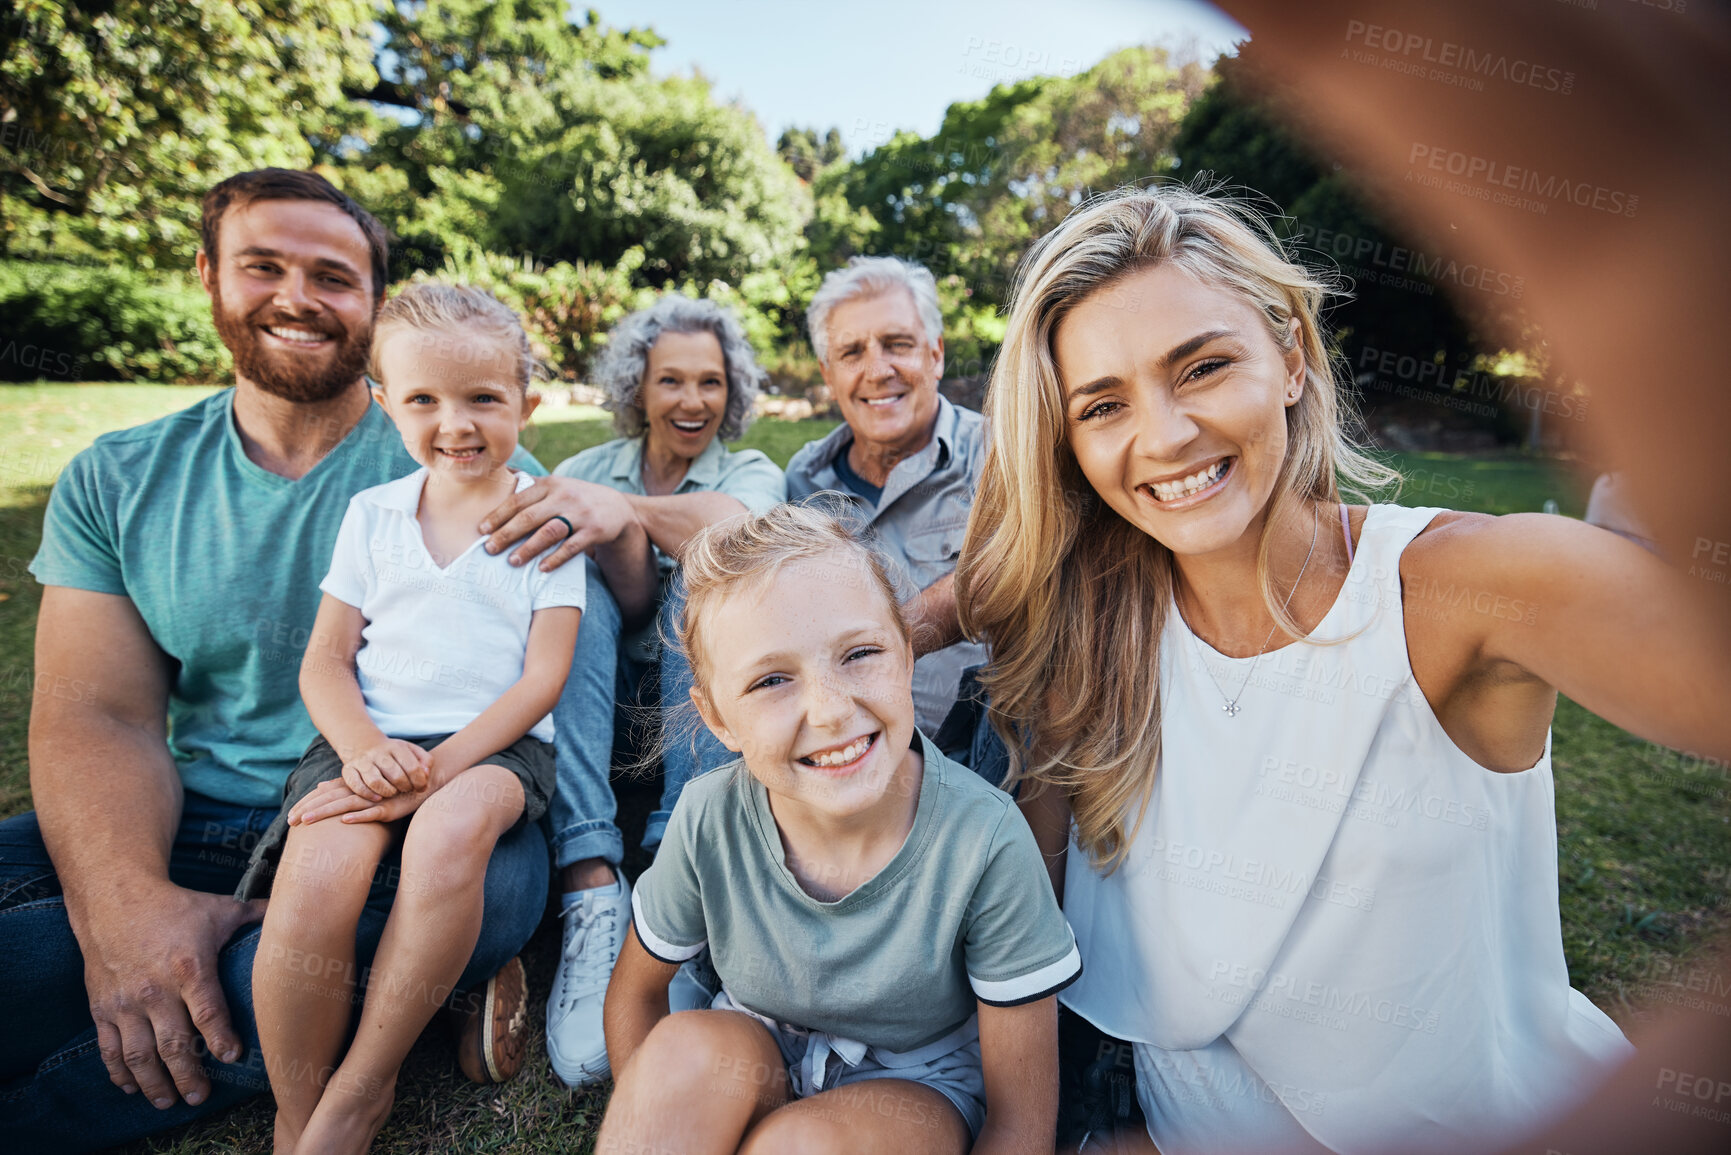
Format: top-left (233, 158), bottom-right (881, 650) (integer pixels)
top-left (242, 284), bottom-right (584, 1155)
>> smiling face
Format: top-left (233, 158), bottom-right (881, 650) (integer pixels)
top-left (197, 199), bottom-right (376, 403)
top-left (1055, 262), bottom-right (1305, 559)
top-left (820, 288), bottom-right (944, 454)
top-left (640, 329), bottom-right (729, 463)
top-left (371, 324), bottom-right (537, 483)
top-left (691, 550), bottom-right (919, 823)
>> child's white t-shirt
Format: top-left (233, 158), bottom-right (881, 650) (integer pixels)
top-left (319, 468), bottom-right (586, 742)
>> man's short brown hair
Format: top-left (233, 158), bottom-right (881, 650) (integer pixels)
top-left (200, 169), bottom-right (390, 301)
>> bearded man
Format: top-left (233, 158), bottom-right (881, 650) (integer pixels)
top-left (0, 169), bottom-right (625, 1151)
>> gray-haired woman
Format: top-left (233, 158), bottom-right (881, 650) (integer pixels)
top-left (480, 293), bottom-right (785, 1089)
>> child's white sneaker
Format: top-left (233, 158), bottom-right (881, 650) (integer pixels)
top-left (546, 874), bottom-right (630, 1087)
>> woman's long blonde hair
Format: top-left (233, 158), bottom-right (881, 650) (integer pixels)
top-left (956, 182), bottom-right (1395, 872)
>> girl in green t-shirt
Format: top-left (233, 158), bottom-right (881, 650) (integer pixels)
top-left (598, 503), bottom-right (1080, 1155)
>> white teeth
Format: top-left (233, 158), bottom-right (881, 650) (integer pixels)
top-left (671, 419), bottom-right (707, 430)
top-left (266, 326), bottom-right (327, 344)
top-left (863, 396), bottom-right (901, 407)
top-left (804, 736), bottom-right (870, 767)
top-left (1150, 459), bottom-right (1228, 502)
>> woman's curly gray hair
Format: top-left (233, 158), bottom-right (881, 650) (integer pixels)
top-left (591, 293), bottom-right (765, 441)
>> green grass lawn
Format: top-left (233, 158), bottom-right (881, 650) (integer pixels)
top-left (0, 384), bottom-right (1724, 1154)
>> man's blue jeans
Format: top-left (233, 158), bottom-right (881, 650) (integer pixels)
top-left (547, 562), bottom-right (730, 870)
top-left (0, 791), bottom-right (547, 1154)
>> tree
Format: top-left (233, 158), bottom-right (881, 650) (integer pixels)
top-left (357, 0), bottom-right (810, 292)
top-left (0, 0), bottom-right (378, 267)
top-left (776, 126), bottom-right (844, 183)
top-left (1170, 45), bottom-right (1528, 440)
top-left (812, 46), bottom-right (1212, 372)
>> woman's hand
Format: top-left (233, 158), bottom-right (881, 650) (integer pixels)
top-left (481, 475), bottom-right (637, 572)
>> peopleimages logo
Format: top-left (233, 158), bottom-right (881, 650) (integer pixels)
top-left (1290, 223), bottom-right (1525, 299)
top-left (1208, 960), bottom-right (1443, 1034)
top-left (1407, 144), bottom-right (1639, 217)
top-left (1343, 21), bottom-right (1576, 94)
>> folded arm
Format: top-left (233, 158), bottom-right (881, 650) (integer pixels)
top-left (908, 570), bottom-right (964, 657)
top-left (298, 592), bottom-right (389, 764)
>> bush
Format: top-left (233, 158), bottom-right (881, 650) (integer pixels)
top-left (0, 261), bottom-right (228, 383)
top-left (0, 246), bottom-right (834, 391)
top-left (406, 245), bottom-right (649, 381)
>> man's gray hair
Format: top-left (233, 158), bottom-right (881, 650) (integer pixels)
top-left (806, 256), bottom-right (944, 366)
top-left (591, 293), bottom-right (765, 441)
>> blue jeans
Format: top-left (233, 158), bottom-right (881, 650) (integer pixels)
top-left (548, 562), bottom-right (731, 870)
top-left (0, 791), bottom-right (547, 1153)
top-left (933, 665), bottom-right (1012, 791)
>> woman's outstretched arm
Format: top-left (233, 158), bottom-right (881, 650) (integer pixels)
top-left (1405, 511), bottom-right (1731, 770)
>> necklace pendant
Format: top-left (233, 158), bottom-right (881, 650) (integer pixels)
top-left (1222, 701), bottom-right (1241, 717)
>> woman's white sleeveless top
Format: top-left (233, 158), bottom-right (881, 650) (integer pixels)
top-left (1061, 505), bottom-right (1630, 1154)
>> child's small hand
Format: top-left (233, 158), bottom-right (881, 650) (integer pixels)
top-left (288, 776), bottom-right (429, 827)
top-left (341, 739), bottom-right (432, 801)
top-left (287, 777), bottom-right (367, 826)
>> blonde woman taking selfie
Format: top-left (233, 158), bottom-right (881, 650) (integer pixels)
top-left (957, 184), bottom-right (1731, 1155)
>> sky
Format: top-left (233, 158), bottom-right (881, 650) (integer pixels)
top-left (592, 0), bottom-right (1247, 152)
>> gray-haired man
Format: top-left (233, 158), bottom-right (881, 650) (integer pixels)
top-left (786, 257), bottom-right (994, 758)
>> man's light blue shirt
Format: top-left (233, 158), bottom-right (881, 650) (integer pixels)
top-left (29, 388), bottom-right (545, 808)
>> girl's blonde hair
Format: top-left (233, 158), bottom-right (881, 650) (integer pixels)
top-left (368, 282), bottom-right (540, 393)
top-left (956, 182), bottom-right (1395, 872)
top-left (677, 502), bottom-right (910, 695)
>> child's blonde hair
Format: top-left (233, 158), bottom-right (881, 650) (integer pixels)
top-left (676, 502), bottom-right (910, 696)
top-left (368, 283), bottom-right (540, 393)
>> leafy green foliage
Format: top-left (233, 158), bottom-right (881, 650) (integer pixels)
top-left (0, 2), bottom-right (826, 385)
top-left (777, 126), bottom-right (844, 183)
top-left (0, 0), bottom-right (378, 267)
top-left (365, 0), bottom-right (808, 291)
top-left (1169, 46), bottom-right (1530, 417)
top-left (0, 6), bottom-right (1530, 436)
top-left (0, 260), bottom-right (224, 382)
top-left (809, 46), bottom-right (1210, 373)
top-left (406, 243), bottom-right (648, 381)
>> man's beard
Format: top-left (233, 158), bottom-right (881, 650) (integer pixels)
top-left (212, 282), bottom-right (372, 404)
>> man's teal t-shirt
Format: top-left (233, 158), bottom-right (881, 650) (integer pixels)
top-left (28, 389), bottom-right (546, 808)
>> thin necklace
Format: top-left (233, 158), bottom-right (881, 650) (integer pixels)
top-left (1183, 502), bottom-right (1319, 718)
